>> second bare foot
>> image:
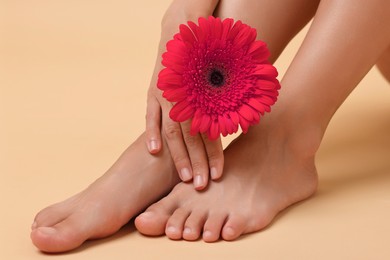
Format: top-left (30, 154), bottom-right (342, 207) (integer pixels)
top-left (31, 134), bottom-right (179, 252)
top-left (135, 122), bottom-right (319, 242)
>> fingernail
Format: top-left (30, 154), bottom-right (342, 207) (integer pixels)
top-left (210, 167), bottom-right (218, 180)
top-left (148, 140), bottom-right (158, 152)
top-left (194, 175), bottom-right (203, 188)
top-left (180, 168), bottom-right (192, 181)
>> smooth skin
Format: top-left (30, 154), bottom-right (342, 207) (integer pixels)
top-left (31, 0), bottom-right (390, 252)
top-left (146, 0), bottom-right (225, 190)
top-left (30, 134), bottom-right (181, 252)
top-left (135, 0), bottom-right (390, 241)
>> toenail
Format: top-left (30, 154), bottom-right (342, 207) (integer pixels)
top-left (180, 168), bottom-right (192, 181)
top-left (203, 230), bottom-right (212, 239)
top-left (166, 226), bottom-right (177, 234)
top-left (139, 211), bottom-right (154, 218)
top-left (194, 175), bottom-right (203, 188)
top-left (38, 227), bottom-right (57, 235)
top-left (31, 221), bottom-right (37, 230)
top-left (223, 226), bottom-right (236, 238)
top-left (183, 227), bottom-right (191, 234)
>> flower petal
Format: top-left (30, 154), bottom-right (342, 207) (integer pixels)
top-left (252, 64), bottom-right (279, 78)
top-left (166, 38), bottom-right (188, 57)
top-left (162, 88), bottom-right (188, 102)
top-left (229, 111), bottom-right (240, 125)
top-left (248, 98), bottom-right (266, 113)
top-left (233, 25), bottom-right (255, 49)
top-left (158, 68), bottom-right (182, 85)
top-left (170, 101), bottom-right (194, 122)
top-left (187, 21), bottom-right (199, 40)
top-left (198, 17), bottom-right (210, 42)
top-left (248, 41), bottom-right (269, 62)
top-left (225, 115), bottom-right (238, 135)
top-left (255, 79), bottom-right (280, 90)
top-left (218, 115), bottom-right (228, 137)
top-left (227, 20), bottom-right (243, 42)
top-left (208, 120), bottom-right (220, 140)
top-left (239, 116), bottom-right (251, 134)
top-left (258, 95), bottom-right (277, 106)
top-left (162, 55), bottom-right (185, 73)
top-left (179, 24), bottom-right (196, 44)
top-left (209, 16), bottom-right (222, 39)
top-left (158, 17), bottom-right (280, 140)
top-left (252, 111), bottom-right (260, 125)
top-left (199, 114), bottom-right (212, 133)
top-left (238, 104), bottom-right (256, 122)
top-left (221, 18), bottom-right (234, 41)
top-left (190, 110), bottom-right (203, 135)
top-left (157, 70), bottom-right (182, 90)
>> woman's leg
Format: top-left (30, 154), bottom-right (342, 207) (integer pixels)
top-left (377, 45), bottom-right (390, 83)
top-left (31, 0), bottom-right (219, 253)
top-left (30, 133), bottom-right (180, 252)
top-left (215, 0), bottom-right (320, 64)
top-left (136, 0), bottom-right (390, 242)
top-left (134, 0), bottom-right (320, 240)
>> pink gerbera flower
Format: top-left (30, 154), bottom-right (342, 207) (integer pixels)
top-left (158, 16), bottom-right (281, 140)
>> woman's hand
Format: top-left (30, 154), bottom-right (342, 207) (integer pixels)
top-left (145, 0), bottom-right (223, 190)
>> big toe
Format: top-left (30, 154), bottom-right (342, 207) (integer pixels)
top-left (32, 203), bottom-right (71, 230)
top-left (31, 214), bottom-right (93, 253)
top-left (135, 210), bottom-right (171, 236)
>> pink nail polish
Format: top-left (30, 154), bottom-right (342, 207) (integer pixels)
top-left (180, 168), bottom-right (192, 181)
top-left (194, 175), bottom-right (203, 188)
top-left (210, 167), bottom-right (218, 179)
top-left (149, 140), bottom-right (158, 152)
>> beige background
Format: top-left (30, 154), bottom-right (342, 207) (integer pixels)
top-left (1, 1), bottom-right (390, 259)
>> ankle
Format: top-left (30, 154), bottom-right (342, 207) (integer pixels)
top-left (255, 112), bottom-right (324, 160)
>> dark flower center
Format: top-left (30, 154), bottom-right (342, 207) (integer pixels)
top-left (209, 69), bottom-right (225, 87)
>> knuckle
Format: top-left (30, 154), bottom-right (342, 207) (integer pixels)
top-left (205, 142), bottom-right (223, 160)
top-left (191, 160), bottom-right (207, 173)
top-left (163, 123), bottom-right (182, 140)
top-left (145, 111), bottom-right (156, 121)
top-left (207, 151), bottom-right (223, 162)
top-left (171, 154), bottom-right (188, 167)
top-left (183, 133), bottom-right (198, 147)
top-left (147, 89), bottom-right (156, 99)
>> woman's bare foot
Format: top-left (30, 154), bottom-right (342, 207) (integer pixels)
top-left (31, 133), bottom-right (179, 252)
top-left (135, 120), bottom-right (319, 242)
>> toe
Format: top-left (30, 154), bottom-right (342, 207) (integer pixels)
top-left (221, 214), bottom-right (247, 241)
top-left (31, 213), bottom-right (92, 253)
top-left (182, 211), bottom-right (207, 241)
top-left (202, 212), bottom-right (227, 242)
top-left (32, 204), bottom-right (71, 230)
top-left (135, 210), bottom-right (170, 236)
top-left (165, 208), bottom-right (190, 240)
top-left (135, 196), bottom-right (179, 236)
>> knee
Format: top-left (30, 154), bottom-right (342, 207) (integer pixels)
top-left (376, 45), bottom-right (390, 83)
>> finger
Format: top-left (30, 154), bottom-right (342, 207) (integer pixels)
top-left (201, 134), bottom-right (224, 180)
top-left (181, 120), bottom-right (209, 190)
top-left (161, 106), bottom-right (193, 182)
top-left (145, 93), bottom-right (162, 154)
